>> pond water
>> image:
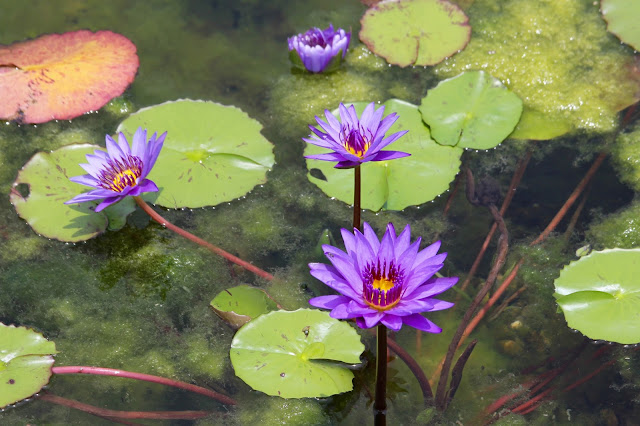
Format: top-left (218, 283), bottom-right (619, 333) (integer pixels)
top-left (1, 0), bottom-right (640, 424)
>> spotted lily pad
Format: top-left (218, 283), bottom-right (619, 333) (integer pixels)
top-left (117, 100), bottom-right (275, 209)
top-left (0, 323), bottom-right (57, 408)
top-left (420, 71), bottom-right (523, 149)
top-left (602, 0), bottom-right (640, 50)
top-left (230, 309), bottom-right (364, 398)
top-left (10, 144), bottom-right (136, 242)
top-left (305, 99), bottom-right (462, 211)
top-left (211, 285), bottom-right (278, 329)
top-left (554, 249), bottom-right (640, 344)
top-left (0, 30), bottom-right (138, 124)
top-left (359, 0), bottom-right (470, 67)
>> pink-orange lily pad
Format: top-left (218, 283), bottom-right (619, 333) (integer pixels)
top-left (0, 30), bottom-right (139, 124)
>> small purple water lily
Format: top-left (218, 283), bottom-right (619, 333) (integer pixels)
top-left (288, 24), bottom-right (351, 73)
top-left (304, 102), bottom-right (410, 169)
top-left (309, 222), bottom-right (457, 333)
top-left (65, 128), bottom-right (166, 212)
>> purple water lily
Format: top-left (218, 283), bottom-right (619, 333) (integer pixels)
top-left (288, 24), bottom-right (351, 73)
top-left (309, 222), bottom-right (457, 333)
top-left (304, 102), bottom-right (410, 169)
top-left (65, 127), bottom-right (166, 212)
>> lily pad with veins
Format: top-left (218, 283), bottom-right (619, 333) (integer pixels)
top-left (0, 323), bottom-right (57, 408)
top-left (359, 0), bottom-right (471, 67)
top-left (117, 99), bottom-right (275, 209)
top-left (230, 309), bottom-right (364, 398)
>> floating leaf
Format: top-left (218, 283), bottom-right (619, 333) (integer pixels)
top-left (230, 309), bottom-right (364, 398)
top-left (305, 99), bottom-right (462, 211)
top-left (419, 71), bottom-right (523, 149)
top-left (211, 285), bottom-right (278, 329)
top-left (601, 0), bottom-right (640, 50)
top-left (508, 107), bottom-right (572, 141)
top-left (359, 0), bottom-right (470, 67)
top-left (117, 100), bottom-right (275, 209)
top-left (10, 144), bottom-right (136, 242)
top-left (554, 249), bottom-right (640, 344)
top-left (0, 30), bottom-right (138, 124)
top-left (0, 323), bottom-right (57, 408)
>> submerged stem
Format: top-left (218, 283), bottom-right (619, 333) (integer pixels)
top-left (133, 196), bottom-right (274, 281)
top-left (52, 366), bottom-right (236, 406)
top-left (374, 324), bottom-right (387, 426)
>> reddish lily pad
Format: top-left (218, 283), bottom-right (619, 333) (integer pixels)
top-left (0, 323), bottom-right (57, 408)
top-left (0, 30), bottom-right (138, 124)
top-left (359, 0), bottom-right (470, 67)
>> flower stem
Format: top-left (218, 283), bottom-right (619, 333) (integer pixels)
top-left (51, 366), bottom-right (236, 406)
top-left (353, 165), bottom-right (361, 231)
top-left (39, 393), bottom-right (215, 421)
top-left (133, 196), bottom-right (274, 281)
top-left (374, 324), bottom-right (387, 426)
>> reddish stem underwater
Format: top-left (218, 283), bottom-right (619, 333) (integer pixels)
top-left (133, 196), bottom-right (274, 281)
top-left (52, 366), bottom-right (236, 406)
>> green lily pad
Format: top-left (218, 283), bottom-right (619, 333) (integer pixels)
top-left (10, 144), bottom-right (136, 243)
top-left (117, 99), bottom-right (275, 209)
top-left (359, 0), bottom-right (471, 67)
top-left (0, 323), bottom-right (57, 408)
top-left (305, 99), bottom-right (463, 211)
top-left (230, 309), bottom-right (364, 398)
top-left (554, 249), bottom-right (640, 344)
top-left (508, 107), bottom-right (573, 141)
top-left (420, 71), bottom-right (523, 149)
top-left (602, 0), bottom-right (640, 50)
top-left (211, 285), bottom-right (278, 329)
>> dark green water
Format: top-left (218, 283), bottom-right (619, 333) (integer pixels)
top-left (1, 0), bottom-right (639, 424)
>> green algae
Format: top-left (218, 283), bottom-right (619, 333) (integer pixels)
top-left (587, 198), bottom-right (640, 249)
top-left (612, 122), bottom-right (640, 192)
top-left (435, 0), bottom-right (639, 138)
top-left (236, 397), bottom-right (330, 425)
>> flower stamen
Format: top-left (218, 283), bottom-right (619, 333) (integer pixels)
top-left (98, 155), bottom-right (143, 193)
top-left (342, 125), bottom-right (372, 158)
top-left (363, 259), bottom-right (404, 311)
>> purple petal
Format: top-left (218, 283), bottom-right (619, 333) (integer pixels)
top-left (369, 150), bottom-right (411, 162)
top-left (69, 174), bottom-right (100, 188)
top-left (65, 188), bottom-right (117, 204)
top-left (95, 195), bottom-right (124, 212)
top-left (362, 312), bottom-right (384, 328)
top-left (306, 152), bottom-right (348, 162)
top-left (415, 241), bottom-right (442, 264)
top-left (334, 160), bottom-right (362, 169)
top-left (143, 132), bottom-right (165, 177)
top-left (380, 314), bottom-right (403, 331)
top-left (402, 314), bottom-right (442, 333)
top-left (362, 222), bottom-right (381, 253)
top-left (309, 263), bottom-right (361, 300)
top-left (341, 227), bottom-right (357, 254)
top-left (128, 179), bottom-right (159, 196)
top-left (105, 134), bottom-right (125, 160)
top-left (405, 277), bottom-right (458, 300)
top-left (131, 128), bottom-right (147, 159)
top-left (309, 295), bottom-right (351, 310)
top-left (367, 130), bottom-right (409, 155)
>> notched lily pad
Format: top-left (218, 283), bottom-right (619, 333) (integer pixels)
top-left (305, 99), bottom-right (462, 211)
top-left (554, 248), bottom-right (640, 344)
top-left (0, 30), bottom-right (138, 124)
top-left (117, 99), bottom-right (275, 209)
top-left (211, 285), bottom-right (278, 329)
top-left (420, 71), bottom-right (523, 149)
top-left (10, 144), bottom-right (135, 242)
top-left (0, 323), bottom-right (57, 408)
top-left (359, 0), bottom-right (471, 67)
top-left (601, 0), bottom-right (640, 50)
top-left (230, 309), bottom-right (364, 398)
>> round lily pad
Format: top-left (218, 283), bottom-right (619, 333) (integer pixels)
top-left (10, 144), bottom-right (136, 242)
top-left (0, 323), bottom-right (57, 408)
top-left (602, 0), bottom-right (640, 50)
top-left (359, 0), bottom-right (470, 67)
top-left (230, 309), bottom-right (364, 398)
top-left (117, 99), bottom-right (275, 209)
top-left (211, 285), bottom-right (278, 329)
top-left (0, 30), bottom-right (138, 124)
top-left (554, 249), bottom-right (640, 344)
top-left (420, 71), bottom-right (523, 149)
top-left (305, 99), bottom-right (462, 211)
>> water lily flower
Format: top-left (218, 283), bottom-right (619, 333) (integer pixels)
top-left (288, 24), bottom-right (351, 73)
top-left (65, 128), bottom-right (166, 212)
top-left (309, 222), bottom-right (457, 332)
top-left (304, 102), bottom-right (410, 169)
